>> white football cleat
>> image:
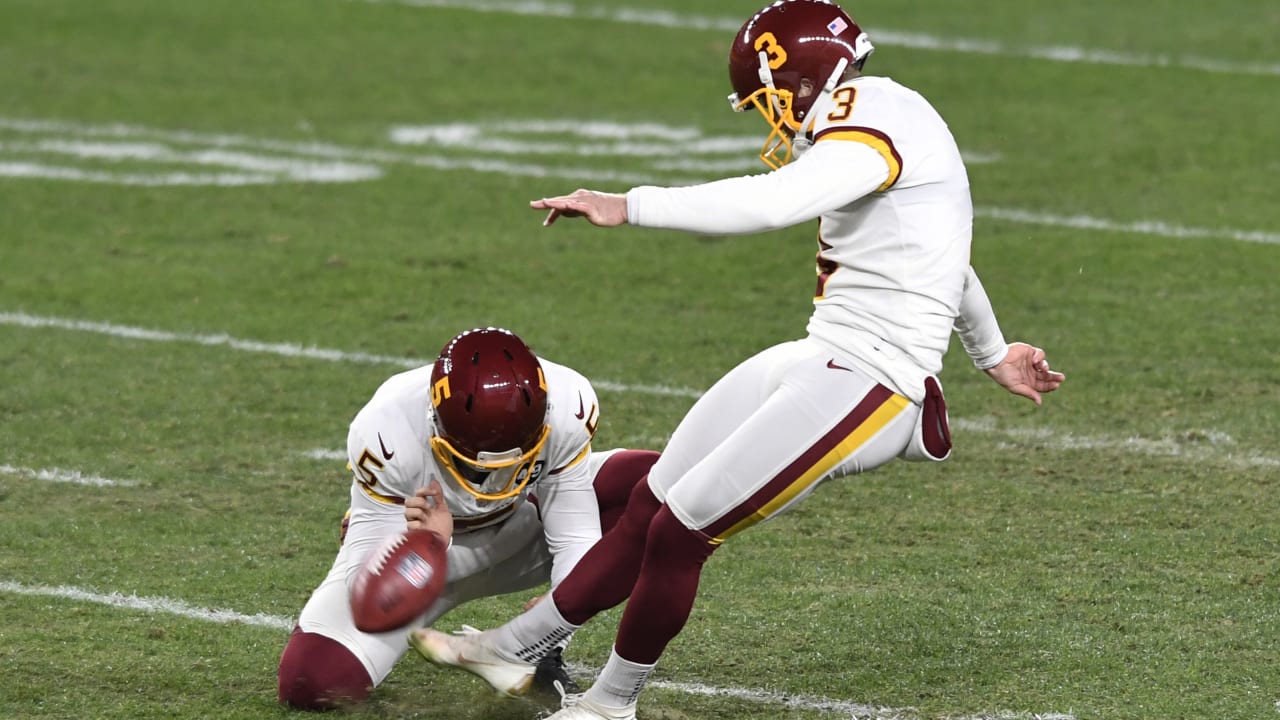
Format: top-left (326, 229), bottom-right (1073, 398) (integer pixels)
top-left (547, 691), bottom-right (638, 720)
top-left (408, 625), bottom-right (535, 697)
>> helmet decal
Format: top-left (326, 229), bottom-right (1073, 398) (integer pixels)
top-left (727, 0), bottom-right (874, 169)
top-left (431, 375), bottom-right (451, 407)
top-left (755, 32), bottom-right (788, 70)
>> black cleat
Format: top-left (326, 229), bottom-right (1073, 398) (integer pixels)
top-left (531, 647), bottom-right (581, 701)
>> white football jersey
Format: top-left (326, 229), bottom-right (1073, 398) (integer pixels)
top-left (345, 357), bottom-right (600, 529)
top-left (802, 75), bottom-right (974, 401)
top-left (626, 75), bottom-right (977, 402)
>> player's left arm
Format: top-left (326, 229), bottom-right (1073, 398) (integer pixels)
top-left (532, 373), bottom-right (604, 586)
top-left (953, 265), bottom-right (1009, 370)
top-left (985, 343), bottom-right (1066, 406)
top-left (952, 266), bottom-right (1065, 404)
top-left (341, 489), bottom-right (416, 586)
top-left (537, 458), bottom-right (604, 587)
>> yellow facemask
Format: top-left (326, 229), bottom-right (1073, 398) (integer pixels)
top-left (730, 86), bottom-right (803, 170)
top-left (430, 423), bottom-right (551, 501)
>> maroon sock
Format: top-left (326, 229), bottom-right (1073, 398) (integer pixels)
top-left (615, 507), bottom-right (717, 664)
top-left (594, 450), bottom-right (661, 532)
top-left (552, 478), bottom-right (662, 624)
top-left (277, 627), bottom-right (373, 710)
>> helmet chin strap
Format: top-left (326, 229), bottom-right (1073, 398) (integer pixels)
top-left (756, 50), bottom-right (773, 87)
top-left (795, 56), bottom-right (851, 150)
top-left (824, 57), bottom-right (850, 93)
top-left (743, 51), bottom-right (856, 165)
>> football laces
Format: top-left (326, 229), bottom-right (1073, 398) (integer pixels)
top-left (367, 533), bottom-right (407, 575)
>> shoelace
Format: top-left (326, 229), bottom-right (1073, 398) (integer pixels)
top-left (553, 679), bottom-right (584, 709)
top-left (448, 624), bottom-right (535, 670)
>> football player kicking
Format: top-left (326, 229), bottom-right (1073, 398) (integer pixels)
top-left (409, 2), bottom-right (1066, 719)
top-left (277, 327), bottom-right (659, 710)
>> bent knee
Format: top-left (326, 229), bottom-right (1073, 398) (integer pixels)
top-left (647, 506), bottom-right (716, 564)
top-left (277, 628), bottom-right (373, 710)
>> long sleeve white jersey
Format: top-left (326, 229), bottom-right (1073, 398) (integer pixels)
top-left (344, 358), bottom-right (601, 586)
top-left (628, 76), bottom-right (1004, 402)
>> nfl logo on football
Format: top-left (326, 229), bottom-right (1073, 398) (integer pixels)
top-left (396, 552), bottom-right (434, 589)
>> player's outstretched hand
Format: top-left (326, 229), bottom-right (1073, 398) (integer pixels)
top-left (985, 342), bottom-right (1066, 406)
top-left (405, 479), bottom-right (453, 541)
top-left (531, 189), bottom-right (628, 227)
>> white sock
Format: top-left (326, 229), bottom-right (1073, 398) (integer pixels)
top-left (493, 593), bottom-right (579, 664)
top-left (585, 647), bottom-right (655, 708)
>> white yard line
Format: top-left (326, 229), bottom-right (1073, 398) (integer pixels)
top-left (642, 679), bottom-right (1078, 720)
top-left (307, 416), bottom-right (1280, 471)
top-left (975, 207), bottom-right (1280, 245)
top-left (0, 116), bottom-right (697, 187)
top-left (645, 678), bottom-right (911, 719)
top-left (0, 161), bottom-right (277, 187)
top-left (0, 311), bottom-right (704, 397)
top-left (386, 120), bottom-right (1000, 167)
top-left (387, 120), bottom-right (761, 157)
top-left (0, 310), bottom-right (427, 369)
top-left (0, 580), bottom-right (294, 630)
top-left (0, 464), bottom-right (140, 487)
top-left (351, 0), bottom-right (1280, 78)
top-left (4, 310), bottom-right (1277, 470)
top-left (0, 138), bottom-right (381, 183)
top-left (951, 419), bottom-right (1280, 469)
top-left (0, 578), bottom-right (1073, 720)
top-left (2, 116), bottom-right (1273, 244)
top-left (301, 448), bottom-right (349, 461)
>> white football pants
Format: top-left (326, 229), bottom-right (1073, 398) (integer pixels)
top-left (649, 338), bottom-right (919, 542)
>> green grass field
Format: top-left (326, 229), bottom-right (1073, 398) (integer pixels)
top-left (1, 1), bottom-right (1277, 719)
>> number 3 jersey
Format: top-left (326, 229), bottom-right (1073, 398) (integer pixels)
top-left (626, 75), bottom-right (977, 403)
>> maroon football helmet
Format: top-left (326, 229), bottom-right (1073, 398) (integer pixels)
top-left (428, 327), bottom-right (550, 501)
top-left (727, 0), bottom-right (875, 169)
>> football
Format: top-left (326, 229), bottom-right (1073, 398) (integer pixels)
top-left (350, 528), bottom-right (449, 633)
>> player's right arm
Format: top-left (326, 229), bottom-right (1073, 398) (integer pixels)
top-left (617, 80), bottom-right (895, 234)
top-left (532, 121), bottom-right (890, 234)
top-left (338, 481), bottom-right (410, 589)
top-left (404, 481), bottom-right (454, 541)
top-left (623, 139), bottom-right (887, 235)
